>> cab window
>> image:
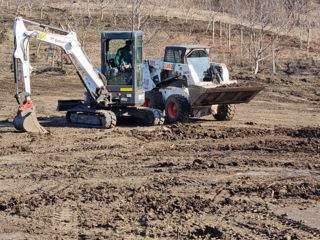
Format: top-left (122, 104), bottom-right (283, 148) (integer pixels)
top-left (187, 50), bottom-right (208, 58)
top-left (164, 49), bottom-right (183, 63)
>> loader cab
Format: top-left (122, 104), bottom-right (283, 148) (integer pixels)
top-left (162, 46), bottom-right (211, 81)
top-left (164, 46), bottom-right (210, 64)
top-left (101, 31), bottom-right (144, 106)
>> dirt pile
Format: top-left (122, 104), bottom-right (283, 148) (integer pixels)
top-left (129, 123), bottom-right (272, 141)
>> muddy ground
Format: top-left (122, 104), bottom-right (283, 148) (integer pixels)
top-left (0, 5), bottom-right (320, 239)
top-left (0, 65), bottom-right (319, 240)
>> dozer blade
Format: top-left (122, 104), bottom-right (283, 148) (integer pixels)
top-left (188, 84), bottom-right (265, 107)
top-left (13, 106), bottom-right (48, 133)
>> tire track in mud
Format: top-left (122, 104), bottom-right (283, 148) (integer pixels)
top-left (1, 125), bottom-right (318, 157)
top-left (129, 124), bottom-right (273, 141)
top-left (0, 122), bottom-right (319, 238)
top-left (222, 183), bottom-right (319, 238)
top-left (51, 203), bottom-right (79, 237)
top-left (185, 179), bottom-right (320, 239)
top-left (271, 212), bottom-right (320, 237)
top-left (232, 205), bottom-right (320, 239)
top-left (128, 125), bottom-right (320, 155)
top-left (129, 124), bottom-right (319, 140)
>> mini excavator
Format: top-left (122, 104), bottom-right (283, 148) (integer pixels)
top-left (12, 17), bottom-right (163, 133)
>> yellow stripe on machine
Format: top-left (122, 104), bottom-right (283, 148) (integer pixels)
top-left (120, 88), bottom-right (133, 92)
top-left (39, 33), bottom-right (46, 39)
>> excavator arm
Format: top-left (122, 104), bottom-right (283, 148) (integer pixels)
top-left (13, 17), bottom-right (109, 133)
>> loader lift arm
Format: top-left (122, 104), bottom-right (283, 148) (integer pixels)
top-left (12, 17), bottom-right (110, 133)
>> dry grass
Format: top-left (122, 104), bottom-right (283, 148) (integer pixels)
top-left (0, 0), bottom-right (319, 76)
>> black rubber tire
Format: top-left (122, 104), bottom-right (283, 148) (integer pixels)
top-left (213, 104), bottom-right (236, 121)
top-left (165, 95), bottom-right (190, 123)
top-left (144, 90), bottom-right (164, 110)
top-left (102, 111), bottom-right (117, 129)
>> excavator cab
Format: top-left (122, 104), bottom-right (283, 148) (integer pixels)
top-left (101, 31), bottom-right (144, 107)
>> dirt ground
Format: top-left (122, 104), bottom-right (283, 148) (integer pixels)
top-left (1, 5), bottom-right (320, 240)
top-left (0, 64), bottom-right (319, 240)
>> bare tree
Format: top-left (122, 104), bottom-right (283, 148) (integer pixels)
top-left (161, 0), bottom-right (171, 22)
top-left (39, 0), bottom-right (47, 19)
top-left (203, 0), bottom-right (222, 46)
top-left (98, 0), bottom-right (112, 21)
top-left (0, 0), bottom-right (4, 13)
top-left (184, 18), bottom-right (196, 44)
top-left (181, 0), bottom-right (195, 24)
top-left (227, 24), bottom-right (231, 51)
top-left (231, 0), bottom-right (297, 74)
top-left (129, 0), bottom-right (155, 31)
top-left (86, 0), bottom-right (92, 19)
top-left (110, 0), bottom-right (124, 27)
top-left (219, 21), bottom-right (223, 45)
top-left (73, 0), bottom-right (93, 49)
top-left (26, 0), bottom-right (34, 17)
top-left (14, 0), bottom-right (24, 14)
top-left (305, 18), bottom-right (316, 56)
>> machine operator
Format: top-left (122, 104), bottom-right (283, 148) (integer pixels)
top-left (115, 40), bottom-right (132, 71)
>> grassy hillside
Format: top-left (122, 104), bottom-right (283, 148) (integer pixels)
top-left (0, 0), bottom-right (319, 77)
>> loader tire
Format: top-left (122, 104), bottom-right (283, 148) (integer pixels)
top-left (165, 95), bottom-right (190, 123)
top-left (143, 90), bottom-right (164, 110)
top-left (213, 104), bottom-right (235, 121)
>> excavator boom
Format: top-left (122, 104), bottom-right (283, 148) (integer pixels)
top-left (12, 17), bottom-right (108, 133)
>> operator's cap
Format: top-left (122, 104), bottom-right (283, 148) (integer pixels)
top-left (126, 40), bottom-right (133, 46)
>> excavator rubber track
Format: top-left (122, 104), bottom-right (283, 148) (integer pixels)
top-left (137, 107), bottom-right (164, 126)
top-left (111, 107), bottom-right (164, 126)
top-left (66, 109), bottom-right (117, 129)
top-left (66, 107), bottom-right (164, 127)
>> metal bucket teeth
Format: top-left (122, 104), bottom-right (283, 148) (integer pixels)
top-left (13, 106), bottom-right (48, 134)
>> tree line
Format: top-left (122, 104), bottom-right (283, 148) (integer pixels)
top-left (2, 0), bottom-right (318, 74)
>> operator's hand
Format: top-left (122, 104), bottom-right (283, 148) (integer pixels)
top-left (120, 65), bottom-right (130, 71)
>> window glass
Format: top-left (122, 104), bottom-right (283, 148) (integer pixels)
top-left (105, 39), bottom-right (133, 86)
top-left (187, 50), bottom-right (208, 58)
top-left (136, 36), bottom-right (143, 64)
top-left (164, 50), bottom-right (175, 62)
top-left (187, 57), bottom-right (210, 81)
top-left (174, 50), bottom-right (182, 63)
top-left (108, 39), bottom-right (126, 57)
top-left (136, 65), bottom-right (143, 89)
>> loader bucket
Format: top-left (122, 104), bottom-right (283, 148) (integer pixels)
top-left (13, 106), bottom-right (48, 133)
top-left (188, 84), bottom-right (265, 107)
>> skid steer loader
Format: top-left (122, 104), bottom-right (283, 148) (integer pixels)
top-left (142, 46), bottom-right (264, 123)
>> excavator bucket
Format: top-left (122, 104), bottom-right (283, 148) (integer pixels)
top-left (188, 84), bottom-right (265, 107)
top-left (13, 106), bottom-right (47, 133)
